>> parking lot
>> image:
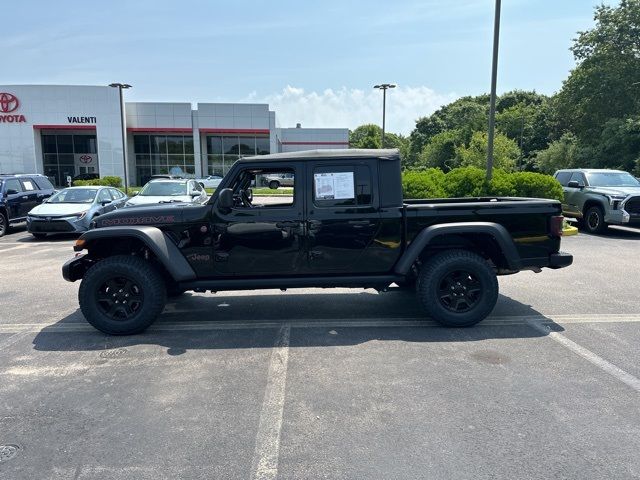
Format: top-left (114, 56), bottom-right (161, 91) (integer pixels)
top-left (1, 223), bottom-right (639, 479)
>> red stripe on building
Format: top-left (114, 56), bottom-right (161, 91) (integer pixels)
top-left (127, 127), bottom-right (193, 133)
top-left (280, 141), bottom-right (349, 145)
top-left (199, 128), bottom-right (270, 135)
top-left (33, 124), bottom-right (96, 130)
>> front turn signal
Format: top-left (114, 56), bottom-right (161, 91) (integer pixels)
top-left (73, 239), bottom-right (86, 252)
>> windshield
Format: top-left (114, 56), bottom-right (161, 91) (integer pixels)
top-left (587, 172), bottom-right (640, 187)
top-left (47, 188), bottom-right (97, 203)
top-left (139, 182), bottom-right (188, 196)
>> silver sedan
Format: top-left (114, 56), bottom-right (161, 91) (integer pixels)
top-left (26, 186), bottom-right (128, 238)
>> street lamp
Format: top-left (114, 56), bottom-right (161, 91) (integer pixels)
top-left (373, 83), bottom-right (396, 147)
top-left (486, 0), bottom-right (502, 181)
top-left (109, 83), bottom-right (132, 193)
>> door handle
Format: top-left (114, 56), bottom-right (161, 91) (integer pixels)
top-left (348, 220), bottom-right (371, 226)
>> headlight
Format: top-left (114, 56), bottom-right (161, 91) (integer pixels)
top-left (72, 211), bottom-right (87, 220)
top-left (607, 195), bottom-right (627, 208)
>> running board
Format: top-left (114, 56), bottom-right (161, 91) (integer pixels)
top-left (179, 275), bottom-right (404, 292)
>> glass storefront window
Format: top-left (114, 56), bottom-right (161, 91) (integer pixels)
top-left (166, 136), bottom-right (183, 154)
top-left (73, 135), bottom-right (96, 153)
top-left (239, 137), bottom-right (255, 156)
top-left (222, 136), bottom-right (240, 155)
top-left (256, 137), bottom-right (270, 155)
top-left (42, 135), bottom-right (57, 154)
top-left (133, 134), bottom-right (196, 185)
top-left (134, 135), bottom-right (150, 154)
top-left (56, 135), bottom-right (74, 153)
top-left (41, 133), bottom-right (98, 186)
top-left (184, 137), bottom-right (194, 154)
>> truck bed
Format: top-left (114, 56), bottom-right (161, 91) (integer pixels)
top-left (403, 196), bottom-right (564, 269)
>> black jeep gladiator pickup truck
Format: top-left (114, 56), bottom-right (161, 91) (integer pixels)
top-left (63, 149), bottom-right (572, 335)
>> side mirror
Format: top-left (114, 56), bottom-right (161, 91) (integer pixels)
top-left (101, 200), bottom-right (111, 206)
top-left (218, 188), bottom-right (234, 210)
top-left (131, 191), bottom-right (139, 196)
top-left (191, 191), bottom-right (200, 197)
top-left (6, 189), bottom-right (19, 195)
top-left (567, 181), bottom-right (582, 188)
top-left (245, 188), bottom-right (253, 201)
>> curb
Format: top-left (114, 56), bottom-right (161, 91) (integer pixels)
top-left (563, 225), bottom-right (579, 236)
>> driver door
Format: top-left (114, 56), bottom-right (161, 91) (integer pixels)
top-left (211, 162), bottom-right (306, 276)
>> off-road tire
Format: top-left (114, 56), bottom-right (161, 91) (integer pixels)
top-left (0, 212), bottom-right (7, 238)
top-left (31, 233), bottom-right (47, 240)
top-left (78, 255), bottom-right (167, 335)
top-left (417, 249), bottom-right (498, 327)
top-left (583, 205), bottom-right (607, 234)
top-left (269, 180), bottom-right (280, 190)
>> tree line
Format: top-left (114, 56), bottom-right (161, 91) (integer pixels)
top-left (350, 0), bottom-right (640, 176)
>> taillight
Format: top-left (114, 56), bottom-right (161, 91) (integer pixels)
top-left (550, 215), bottom-right (564, 237)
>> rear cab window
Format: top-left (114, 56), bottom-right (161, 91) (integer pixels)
top-left (312, 164), bottom-right (374, 208)
top-left (555, 171), bottom-right (572, 186)
top-left (32, 176), bottom-right (54, 190)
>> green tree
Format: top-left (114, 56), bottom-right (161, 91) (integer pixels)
top-left (417, 129), bottom-right (466, 171)
top-left (496, 100), bottom-right (552, 160)
top-left (554, 0), bottom-right (640, 140)
top-left (349, 124), bottom-right (382, 149)
top-left (455, 131), bottom-right (520, 172)
top-left (534, 133), bottom-right (580, 174)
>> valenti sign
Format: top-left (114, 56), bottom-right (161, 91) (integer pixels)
top-left (0, 92), bottom-right (26, 123)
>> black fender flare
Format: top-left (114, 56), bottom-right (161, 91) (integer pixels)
top-left (78, 226), bottom-right (196, 282)
top-left (394, 222), bottom-right (522, 275)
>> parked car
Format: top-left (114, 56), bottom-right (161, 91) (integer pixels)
top-left (26, 186), bottom-right (128, 238)
top-left (263, 172), bottom-right (294, 189)
top-left (124, 179), bottom-right (207, 207)
top-left (62, 149), bottom-right (572, 335)
top-left (196, 175), bottom-right (223, 189)
top-left (0, 174), bottom-right (56, 237)
top-left (554, 168), bottom-right (640, 233)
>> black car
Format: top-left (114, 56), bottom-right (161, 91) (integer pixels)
top-left (0, 174), bottom-right (56, 237)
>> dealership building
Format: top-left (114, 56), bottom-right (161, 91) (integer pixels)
top-left (0, 85), bottom-right (349, 186)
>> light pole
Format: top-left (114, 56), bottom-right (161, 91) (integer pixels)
top-left (486, 0), bottom-right (501, 181)
top-left (374, 83), bottom-right (396, 147)
top-left (109, 83), bottom-right (132, 193)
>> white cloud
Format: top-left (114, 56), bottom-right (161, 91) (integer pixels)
top-left (243, 85), bottom-right (457, 135)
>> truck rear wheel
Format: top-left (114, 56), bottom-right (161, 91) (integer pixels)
top-left (78, 255), bottom-right (167, 335)
top-left (416, 250), bottom-right (498, 327)
top-left (269, 180), bottom-right (280, 189)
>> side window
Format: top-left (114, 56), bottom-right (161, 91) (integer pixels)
top-left (32, 176), bottom-right (54, 190)
top-left (313, 165), bottom-right (372, 207)
top-left (233, 168), bottom-right (295, 208)
top-left (555, 172), bottom-right (571, 186)
top-left (98, 189), bottom-right (112, 203)
top-left (20, 179), bottom-right (36, 191)
top-left (569, 172), bottom-right (586, 186)
top-left (109, 188), bottom-right (122, 200)
top-left (4, 178), bottom-right (23, 194)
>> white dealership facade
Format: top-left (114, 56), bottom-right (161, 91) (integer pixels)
top-left (0, 85), bottom-right (349, 186)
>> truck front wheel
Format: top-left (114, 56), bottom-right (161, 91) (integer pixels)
top-left (416, 250), bottom-right (498, 327)
top-left (78, 255), bottom-right (167, 335)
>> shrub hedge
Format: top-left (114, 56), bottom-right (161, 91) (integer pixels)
top-left (402, 167), bottom-right (563, 201)
top-left (73, 176), bottom-right (123, 188)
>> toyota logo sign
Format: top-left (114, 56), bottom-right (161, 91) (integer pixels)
top-left (0, 93), bottom-right (19, 113)
top-left (79, 155), bottom-right (93, 164)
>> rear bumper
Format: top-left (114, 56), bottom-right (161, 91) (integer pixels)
top-left (548, 251), bottom-right (573, 269)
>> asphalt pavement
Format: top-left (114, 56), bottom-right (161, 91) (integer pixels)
top-left (0, 222), bottom-right (639, 479)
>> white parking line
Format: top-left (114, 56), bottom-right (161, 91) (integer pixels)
top-left (0, 329), bottom-right (32, 351)
top-left (250, 324), bottom-right (291, 480)
top-left (0, 244), bottom-right (30, 253)
top-left (526, 319), bottom-right (640, 393)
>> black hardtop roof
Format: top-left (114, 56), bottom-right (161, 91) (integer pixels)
top-left (239, 148), bottom-right (400, 163)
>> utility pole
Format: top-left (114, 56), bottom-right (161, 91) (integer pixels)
top-left (374, 83), bottom-right (396, 147)
top-left (486, 0), bottom-right (502, 181)
top-left (109, 83), bottom-right (132, 193)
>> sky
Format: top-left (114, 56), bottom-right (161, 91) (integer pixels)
top-left (4, 0), bottom-right (618, 134)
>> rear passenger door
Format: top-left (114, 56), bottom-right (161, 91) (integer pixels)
top-left (3, 178), bottom-right (28, 220)
top-left (304, 160), bottom-right (382, 273)
top-left (564, 172), bottom-right (587, 217)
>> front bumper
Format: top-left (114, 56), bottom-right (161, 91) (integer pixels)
top-left (62, 254), bottom-right (89, 282)
top-left (27, 215), bottom-right (90, 234)
top-left (548, 251), bottom-right (573, 269)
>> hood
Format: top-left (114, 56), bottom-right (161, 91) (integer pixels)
top-left (587, 186), bottom-right (640, 197)
top-left (29, 203), bottom-right (91, 216)
top-left (126, 195), bottom-right (193, 206)
top-left (93, 202), bottom-right (205, 228)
